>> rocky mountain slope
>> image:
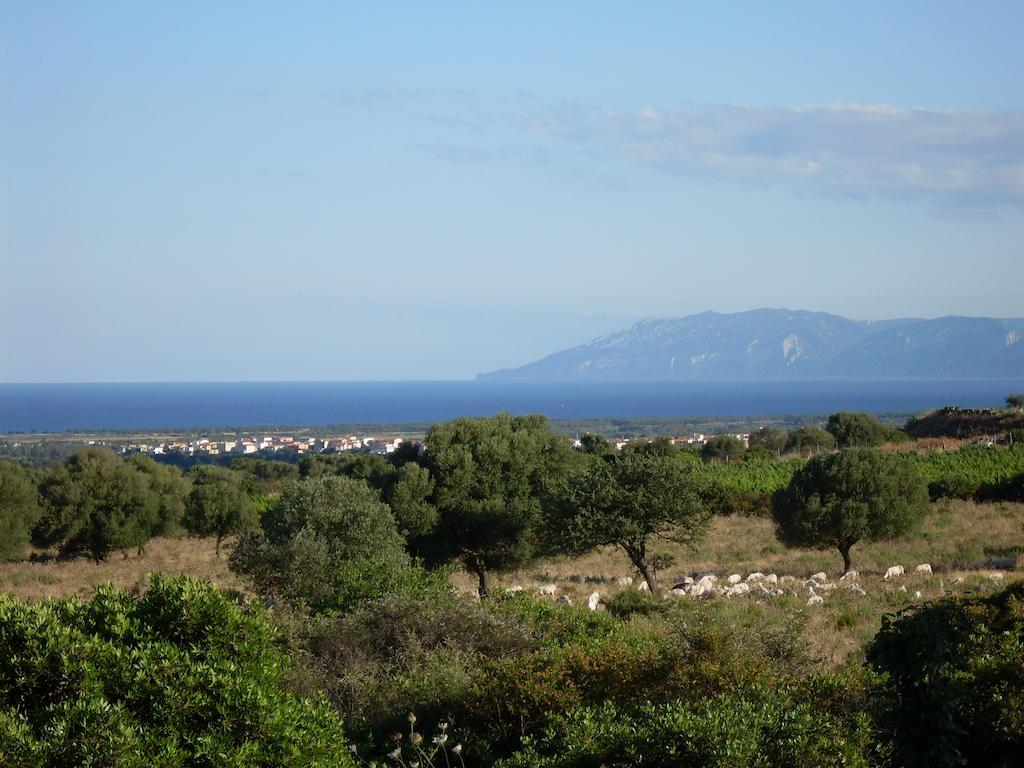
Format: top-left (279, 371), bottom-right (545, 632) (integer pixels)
top-left (478, 309), bottom-right (1024, 381)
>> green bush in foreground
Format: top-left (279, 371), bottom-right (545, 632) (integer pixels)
top-left (0, 575), bottom-right (354, 768)
top-left (497, 687), bottom-right (874, 768)
top-left (868, 582), bottom-right (1024, 768)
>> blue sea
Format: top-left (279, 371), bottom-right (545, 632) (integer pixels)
top-left (0, 380), bottom-right (1020, 433)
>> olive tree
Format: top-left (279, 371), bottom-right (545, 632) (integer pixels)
top-left (422, 413), bottom-right (576, 597)
top-left (548, 453), bottom-right (711, 593)
top-left (183, 465), bottom-right (260, 556)
top-left (0, 461), bottom-right (42, 560)
top-left (230, 475), bottom-right (414, 611)
top-left (772, 448), bottom-right (930, 573)
top-left (825, 411), bottom-right (888, 448)
top-left (36, 448), bottom-right (160, 562)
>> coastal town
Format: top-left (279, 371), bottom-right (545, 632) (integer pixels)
top-left (113, 430), bottom-right (751, 460)
top-left (118, 433), bottom-right (409, 459)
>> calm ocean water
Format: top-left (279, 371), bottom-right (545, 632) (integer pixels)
top-left (0, 380), bottom-right (1019, 433)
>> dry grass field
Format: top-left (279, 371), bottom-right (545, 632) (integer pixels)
top-left (0, 536), bottom-right (246, 602)
top-left (454, 499), bottom-right (1024, 665)
top-left (4, 500), bottom-right (1021, 668)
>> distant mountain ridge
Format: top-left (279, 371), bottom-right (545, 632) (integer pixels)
top-left (478, 309), bottom-right (1024, 381)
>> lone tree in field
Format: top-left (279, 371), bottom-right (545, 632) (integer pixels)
top-left (772, 448), bottom-right (930, 573)
top-left (422, 413), bottom-right (576, 597)
top-left (825, 411), bottom-right (888, 448)
top-left (548, 452), bottom-right (711, 593)
top-left (184, 465), bottom-right (260, 556)
top-left (1007, 393), bottom-right (1024, 409)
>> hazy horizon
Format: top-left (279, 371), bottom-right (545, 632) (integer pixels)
top-left (3, 3), bottom-right (1022, 382)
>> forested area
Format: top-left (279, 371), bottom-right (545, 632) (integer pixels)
top-left (2, 408), bottom-right (1024, 766)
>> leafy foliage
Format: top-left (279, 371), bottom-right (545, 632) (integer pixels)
top-left (0, 461), bottom-right (42, 561)
top-left (826, 411), bottom-right (889, 448)
top-left (422, 413), bottom-right (577, 595)
top-left (0, 576), bottom-right (354, 767)
top-left (772, 448), bottom-right (930, 571)
top-left (548, 453), bottom-right (710, 591)
top-left (35, 448), bottom-right (162, 562)
top-left (906, 445), bottom-right (1024, 500)
top-left (700, 434), bottom-right (746, 462)
top-left (868, 582), bottom-right (1024, 768)
top-left (183, 465), bottom-right (260, 555)
top-left (230, 475), bottom-right (419, 612)
top-left (497, 687), bottom-right (874, 768)
top-left (125, 454), bottom-right (190, 537)
top-left (784, 426), bottom-right (836, 454)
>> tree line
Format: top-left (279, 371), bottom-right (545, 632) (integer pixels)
top-left (1, 410), bottom-right (945, 594)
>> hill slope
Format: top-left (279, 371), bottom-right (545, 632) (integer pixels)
top-left (478, 309), bottom-right (1024, 381)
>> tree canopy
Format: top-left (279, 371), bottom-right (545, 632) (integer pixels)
top-left (785, 426), bottom-right (836, 455)
top-left (230, 475), bottom-right (413, 610)
top-left (0, 461), bottom-right (42, 561)
top-left (548, 452), bottom-right (711, 592)
top-left (748, 427), bottom-right (787, 455)
top-left (825, 411), bottom-right (889, 448)
top-left (36, 448), bottom-right (162, 562)
top-left (183, 465), bottom-right (260, 556)
top-left (772, 448), bottom-right (930, 572)
top-left (421, 413), bottom-right (576, 596)
top-left (701, 435), bottom-right (746, 463)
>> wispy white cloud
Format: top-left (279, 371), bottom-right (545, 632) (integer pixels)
top-left (522, 102), bottom-right (1024, 213)
top-left (326, 87), bottom-right (1024, 213)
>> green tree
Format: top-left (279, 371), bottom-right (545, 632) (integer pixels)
top-left (621, 436), bottom-right (678, 459)
top-left (422, 413), bottom-right (576, 597)
top-left (1006, 393), bottom-right (1024, 409)
top-left (230, 475), bottom-right (411, 610)
top-left (785, 426), bottom-right (836, 455)
top-left (578, 433), bottom-right (617, 458)
top-left (701, 435), bottom-right (746, 463)
top-left (748, 426), bottom-right (787, 455)
top-left (36, 448), bottom-right (160, 562)
top-left (183, 465), bottom-right (259, 556)
top-left (125, 453), bottom-right (190, 537)
top-left (548, 453), bottom-right (711, 593)
top-left (825, 411), bottom-right (889, 448)
top-left (0, 575), bottom-right (355, 766)
top-left (385, 462), bottom-right (438, 543)
top-left (0, 461), bottom-right (42, 561)
top-left (772, 448), bottom-right (930, 572)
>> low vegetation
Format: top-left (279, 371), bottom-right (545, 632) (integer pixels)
top-left (2, 404), bottom-right (1024, 766)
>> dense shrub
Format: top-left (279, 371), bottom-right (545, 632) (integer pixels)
top-left (497, 685), bottom-right (875, 768)
top-left (907, 445), bottom-right (1024, 500)
top-left (125, 454), bottom-right (190, 537)
top-left (230, 475), bottom-right (419, 611)
top-left (826, 411), bottom-right (889, 448)
top-left (0, 461), bottom-right (41, 561)
top-left (184, 465), bottom-right (261, 556)
top-left (603, 588), bottom-right (668, 619)
top-left (868, 582), bottom-right (1024, 768)
top-left (280, 592), bottom-right (534, 756)
top-left (35, 448), bottom-right (163, 562)
top-left (0, 576), bottom-right (354, 767)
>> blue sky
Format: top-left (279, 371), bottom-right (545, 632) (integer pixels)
top-left (2, 1), bottom-right (1022, 381)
